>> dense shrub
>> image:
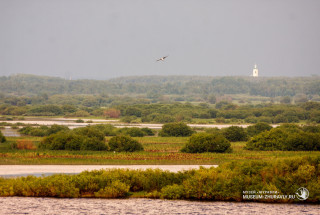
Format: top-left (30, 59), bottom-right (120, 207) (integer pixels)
top-left (104, 108), bottom-right (121, 118)
top-left (19, 125), bottom-right (69, 137)
top-left (40, 130), bottom-right (108, 151)
top-left (108, 135), bottom-right (144, 152)
top-left (117, 127), bottom-right (155, 137)
top-left (246, 125), bottom-right (320, 151)
top-left (181, 133), bottom-right (231, 153)
top-left (73, 127), bottom-right (105, 141)
top-left (11, 139), bottom-right (36, 150)
top-left (0, 130), bottom-right (6, 143)
top-left (161, 184), bottom-right (184, 199)
top-left (118, 127), bottom-right (145, 137)
top-left (301, 125), bottom-right (320, 133)
top-left (273, 114), bottom-right (288, 123)
top-left (222, 126), bottom-right (248, 142)
top-left (140, 127), bottom-right (155, 136)
top-left (159, 122), bottom-right (194, 137)
top-left (46, 124), bottom-right (70, 135)
top-left (19, 126), bottom-right (48, 137)
top-left (0, 157), bottom-right (319, 202)
top-left (94, 180), bottom-right (130, 198)
top-left (246, 122), bottom-right (273, 137)
top-left (90, 124), bottom-right (117, 136)
top-left (26, 105), bottom-right (63, 116)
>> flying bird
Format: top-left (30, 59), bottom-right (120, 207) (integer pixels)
top-left (156, 56), bottom-right (168, 62)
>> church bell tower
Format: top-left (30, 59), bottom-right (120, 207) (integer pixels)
top-left (252, 64), bottom-right (259, 77)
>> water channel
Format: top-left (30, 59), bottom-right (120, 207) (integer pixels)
top-left (0, 197), bottom-right (318, 215)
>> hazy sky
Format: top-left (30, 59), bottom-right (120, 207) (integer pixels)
top-left (1, 0), bottom-right (320, 80)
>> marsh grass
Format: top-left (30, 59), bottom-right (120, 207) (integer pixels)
top-left (0, 136), bottom-right (319, 165)
top-left (15, 139), bottom-right (36, 150)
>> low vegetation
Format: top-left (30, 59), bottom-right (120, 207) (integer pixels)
top-left (0, 130), bottom-right (5, 143)
top-left (246, 122), bottom-right (273, 137)
top-left (19, 125), bottom-right (69, 137)
top-left (159, 122), bottom-right (194, 137)
top-left (39, 127), bottom-right (107, 151)
top-left (108, 136), bottom-right (144, 152)
top-left (246, 124), bottom-right (320, 151)
top-left (222, 126), bottom-right (248, 142)
top-left (0, 156), bottom-right (319, 203)
top-left (0, 123), bottom-right (319, 165)
top-left (181, 133), bottom-right (231, 153)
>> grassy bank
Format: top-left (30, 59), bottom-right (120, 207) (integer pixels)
top-left (0, 136), bottom-right (319, 165)
top-left (0, 156), bottom-right (319, 203)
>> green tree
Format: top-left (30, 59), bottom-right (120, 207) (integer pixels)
top-left (181, 133), bottom-right (231, 153)
top-left (108, 135), bottom-right (144, 152)
top-left (47, 125), bottom-right (69, 135)
top-left (280, 96), bottom-right (291, 104)
top-left (118, 127), bottom-right (145, 137)
top-left (246, 125), bottom-right (320, 151)
top-left (207, 94), bottom-right (217, 104)
top-left (159, 122), bottom-right (194, 137)
top-left (0, 130), bottom-right (6, 143)
top-left (222, 126), bottom-right (248, 142)
top-left (246, 122), bottom-right (273, 137)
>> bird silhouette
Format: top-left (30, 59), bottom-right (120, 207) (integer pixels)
top-left (156, 56), bottom-right (168, 61)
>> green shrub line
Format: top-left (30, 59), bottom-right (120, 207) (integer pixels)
top-left (0, 156), bottom-right (319, 203)
top-left (246, 124), bottom-right (320, 151)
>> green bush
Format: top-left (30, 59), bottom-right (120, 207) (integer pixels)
top-left (222, 126), bottom-right (248, 142)
top-left (246, 128), bottom-right (289, 151)
top-left (108, 135), bottom-right (144, 152)
top-left (161, 184), bottom-right (185, 199)
top-left (81, 136), bottom-right (108, 151)
top-left (181, 133), bottom-right (231, 153)
top-left (19, 125), bottom-right (69, 137)
top-left (118, 127), bottom-right (145, 137)
top-left (301, 125), bottom-right (320, 133)
top-left (90, 124), bottom-right (117, 136)
top-left (47, 124), bottom-right (69, 135)
top-left (73, 127), bottom-right (105, 141)
top-left (246, 125), bottom-right (320, 151)
top-left (159, 122), bottom-right (194, 137)
top-left (0, 130), bottom-right (6, 143)
top-left (40, 129), bottom-right (108, 151)
top-left (141, 127), bottom-right (155, 136)
top-left (246, 122), bottom-right (273, 137)
top-left (40, 131), bottom-right (74, 150)
top-left (273, 114), bottom-right (288, 123)
top-left (94, 180), bottom-right (130, 198)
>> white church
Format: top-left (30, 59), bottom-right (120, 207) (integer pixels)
top-left (252, 64), bottom-right (259, 77)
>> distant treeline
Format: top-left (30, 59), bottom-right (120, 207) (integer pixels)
top-left (0, 74), bottom-right (319, 98)
top-left (1, 101), bottom-right (320, 124)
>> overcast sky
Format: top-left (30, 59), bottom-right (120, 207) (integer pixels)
top-left (1, 0), bottom-right (320, 80)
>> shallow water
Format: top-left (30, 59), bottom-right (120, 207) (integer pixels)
top-left (0, 128), bottom-right (21, 137)
top-left (0, 165), bottom-right (217, 177)
top-left (0, 197), bottom-right (318, 215)
top-left (1, 119), bottom-right (279, 130)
